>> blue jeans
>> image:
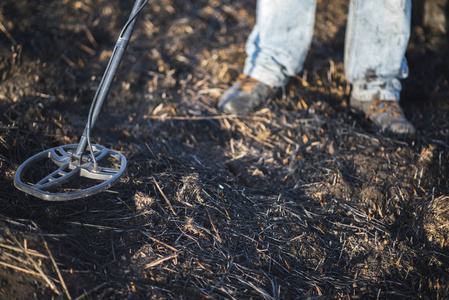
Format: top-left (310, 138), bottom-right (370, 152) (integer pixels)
top-left (243, 0), bottom-right (411, 102)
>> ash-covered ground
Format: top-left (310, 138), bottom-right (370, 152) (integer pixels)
top-left (0, 0), bottom-right (448, 299)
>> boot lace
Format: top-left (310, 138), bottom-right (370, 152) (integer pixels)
top-left (366, 99), bottom-right (404, 119)
top-left (236, 74), bottom-right (263, 94)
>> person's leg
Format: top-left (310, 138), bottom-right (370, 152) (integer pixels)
top-left (243, 0), bottom-right (317, 87)
top-left (219, 0), bottom-right (317, 114)
top-left (345, 0), bottom-right (415, 134)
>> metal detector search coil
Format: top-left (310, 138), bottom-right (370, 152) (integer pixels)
top-left (14, 0), bottom-right (148, 201)
top-left (14, 144), bottom-right (127, 201)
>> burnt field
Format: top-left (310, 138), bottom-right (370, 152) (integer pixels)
top-left (0, 0), bottom-right (449, 299)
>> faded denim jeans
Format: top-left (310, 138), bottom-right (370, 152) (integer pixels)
top-left (243, 0), bottom-right (411, 102)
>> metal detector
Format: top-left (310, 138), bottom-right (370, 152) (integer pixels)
top-left (14, 0), bottom-right (148, 201)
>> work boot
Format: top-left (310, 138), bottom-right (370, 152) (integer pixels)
top-left (218, 74), bottom-right (272, 114)
top-left (351, 98), bottom-right (416, 135)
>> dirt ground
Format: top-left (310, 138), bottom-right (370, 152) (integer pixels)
top-left (0, 0), bottom-right (448, 299)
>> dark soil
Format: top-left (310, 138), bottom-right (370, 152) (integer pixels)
top-left (1, 0), bottom-right (449, 299)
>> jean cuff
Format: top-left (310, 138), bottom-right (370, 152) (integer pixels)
top-left (243, 64), bottom-right (288, 87)
top-left (351, 78), bottom-right (402, 102)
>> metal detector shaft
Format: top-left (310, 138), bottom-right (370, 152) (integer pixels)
top-left (74, 0), bottom-right (147, 159)
top-left (15, 0), bottom-right (148, 201)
